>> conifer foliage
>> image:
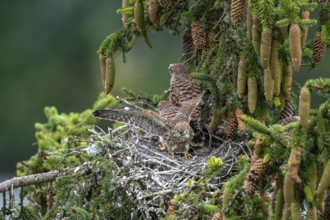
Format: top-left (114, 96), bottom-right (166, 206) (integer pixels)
top-left (0, 0), bottom-right (329, 219)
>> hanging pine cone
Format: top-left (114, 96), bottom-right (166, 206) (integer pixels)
top-left (279, 101), bottom-right (294, 121)
top-left (98, 54), bottom-right (106, 85)
top-left (206, 30), bottom-right (216, 46)
top-left (299, 85), bottom-right (311, 130)
top-left (300, 10), bottom-right (310, 49)
top-left (201, 47), bottom-right (210, 60)
top-left (202, 31), bottom-right (215, 60)
top-left (270, 39), bottom-right (281, 96)
top-left (104, 57), bottom-right (116, 94)
top-left (248, 76), bottom-right (257, 113)
top-left (282, 63), bottom-right (293, 100)
top-left (235, 108), bottom-right (246, 132)
top-left (252, 16), bottom-right (261, 56)
top-left (191, 19), bottom-right (206, 49)
top-left (148, 0), bottom-right (159, 25)
top-left (312, 31), bottom-right (327, 63)
top-left (159, 0), bottom-right (176, 10)
top-left (244, 159), bottom-right (268, 195)
top-left (260, 27), bottom-right (272, 69)
top-left (237, 59), bottom-right (247, 98)
top-left (231, 0), bottom-right (245, 26)
top-left (182, 29), bottom-right (194, 61)
top-left (264, 68), bottom-right (274, 102)
top-left (246, 0), bottom-right (252, 40)
top-left (289, 23), bottom-right (302, 72)
top-left (224, 111), bottom-right (238, 140)
top-left (211, 212), bottom-right (223, 220)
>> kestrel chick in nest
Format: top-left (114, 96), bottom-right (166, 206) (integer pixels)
top-left (168, 63), bottom-right (205, 147)
top-left (92, 95), bottom-right (202, 159)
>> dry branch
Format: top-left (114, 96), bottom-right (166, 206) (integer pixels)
top-left (0, 163), bottom-right (90, 193)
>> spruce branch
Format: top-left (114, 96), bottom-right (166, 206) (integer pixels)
top-left (305, 77), bottom-right (330, 97)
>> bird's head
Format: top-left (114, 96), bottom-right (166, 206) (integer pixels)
top-left (168, 63), bottom-right (188, 77)
top-left (173, 122), bottom-right (192, 140)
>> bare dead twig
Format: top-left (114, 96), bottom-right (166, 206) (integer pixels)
top-left (0, 162), bottom-right (90, 193)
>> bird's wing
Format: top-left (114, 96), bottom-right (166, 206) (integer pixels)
top-left (179, 93), bottom-right (203, 118)
top-left (93, 109), bottom-right (169, 136)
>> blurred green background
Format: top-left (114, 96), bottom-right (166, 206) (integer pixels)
top-left (0, 1), bottom-right (328, 176)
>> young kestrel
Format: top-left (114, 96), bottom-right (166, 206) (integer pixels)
top-left (168, 63), bottom-right (205, 147)
top-left (92, 95), bottom-right (202, 159)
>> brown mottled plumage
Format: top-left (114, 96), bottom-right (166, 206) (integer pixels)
top-left (168, 63), bottom-right (205, 147)
top-left (92, 95), bottom-right (202, 158)
top-left (169, 63), bottom-right (202, 106)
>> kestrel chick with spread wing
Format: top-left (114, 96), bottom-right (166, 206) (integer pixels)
top-left (168, 63), bottom-right (205, 147)
top-left (92, 96), bottom-right (202, 159)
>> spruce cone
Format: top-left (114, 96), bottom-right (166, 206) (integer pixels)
top-left (260, 27), bottom-right (272, 69)
top-left (202, 47), bottom-right (210, 60)
top-left (289, 23), bottom-right (302, 72)
top-left (290, 202), bottom-right (301, 220)
top-left (288, 148), bottom-right (302, 184)
top-left (202, 31), bottom-right (216, 59)
top-left (248, 76), bottom-right (257, 113)
top-left (98, 54), bottom-right (106, 85)
top-left (134, 0), bottom-right (146, 32)
top-left (277, 116), bottom-right (299, 126)
top-left (279, 101), bottom-right (294, 121)
top-left (231, 0), bottom-right (245, 26)
top-left (206, 31), bottom-right (216, 46)
top-left (182, 29), bottom-right (194, 61)
top-left (270, 39), bottom-right (281, 96)
top-left (282, 63), bottom-right (293, 100)
top-left (237, 59), bottom-right (247, 98)
top-left (312, 31), bottom-right (327, 63)
top-left (159, 0), bottom-right (175, 10)
top-left (246, 0), bottom-right (253, 40)
top-left (316, 161), bottom-right (330, 199)
top-left (104, 57), bottom-right (115, 94)
top-left (191, 19), bottom-right (206, 49)
top-left (211, 212), bottom-right (223, 220)
top-left (274, 189), bottom-right (284, 220)
top-left (299, 85), bottom-right (311, 130)
top-left (235, 108), bottom-right (246, 132)
top-left (264, 68), bottom-right (274, 101)
top-left (300, 10), bottom-right (310, 49)
top-left (244, 158), bottom-right (268, 195)
top-left (222, 184), bottom-right (232, 209)
top-left (224, 112), bottom-right (238, 140)
top-left (252, 16), bottom-right (261, 55)
top-left (148, 0), bottom-right (159, 25)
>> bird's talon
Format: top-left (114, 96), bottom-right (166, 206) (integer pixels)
top-left (159, 145), bottom-right (167, 151)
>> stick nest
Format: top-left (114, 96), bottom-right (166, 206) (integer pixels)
top-left (86, 123), bottom-right (250, 219)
